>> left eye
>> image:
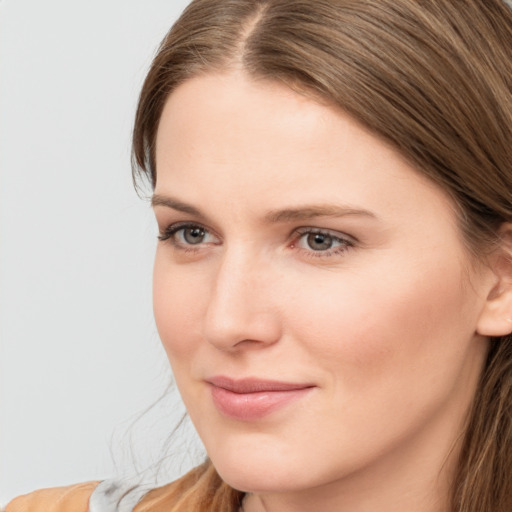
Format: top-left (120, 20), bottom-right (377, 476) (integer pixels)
top-left (295, 230), bottom-right (351, 252)
top-left (304, 232), bottom-right (335, 251)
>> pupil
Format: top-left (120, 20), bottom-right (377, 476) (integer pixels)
top-left (307, 233), bottom-right (332, 251)
top-left (184, 227), bottom-right (205, 244)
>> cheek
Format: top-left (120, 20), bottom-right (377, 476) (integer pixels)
top-left (285, 251), bottom-right (479, 398)
top-left (152, 251), bottom-right (206, 362)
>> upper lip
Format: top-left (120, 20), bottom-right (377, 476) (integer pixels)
top-left (206, 376), bottom-right (315, 394)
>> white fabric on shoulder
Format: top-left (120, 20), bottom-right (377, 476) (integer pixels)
top-left (88, 479), bottom-right (151, 512)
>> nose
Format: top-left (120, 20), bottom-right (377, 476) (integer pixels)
top-left (202, 247), bottom-right (282, 351)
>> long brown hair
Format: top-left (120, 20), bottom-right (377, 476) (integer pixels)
top-left (132, 1), bottom-right (512, 510)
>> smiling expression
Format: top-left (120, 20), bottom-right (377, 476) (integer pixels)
top-left (152, 71), bottom-right (492, 504)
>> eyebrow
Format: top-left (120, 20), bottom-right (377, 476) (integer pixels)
top-left (151, 194), bottom-right (377, 223)
top-left (151, 194), bottom-right (206, 218)
top-left (264, 205), bottom-right (377, 223)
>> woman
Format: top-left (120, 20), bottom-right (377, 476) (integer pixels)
top-left (7, 0), bottom-right (512, 511)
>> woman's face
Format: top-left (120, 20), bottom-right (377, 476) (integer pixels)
top-left (152, 72), bottom-right (493, 498)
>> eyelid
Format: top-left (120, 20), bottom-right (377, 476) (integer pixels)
top-left (293, 226), bottom-right (357, 243)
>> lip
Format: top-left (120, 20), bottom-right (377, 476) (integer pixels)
top-left (207, 376), bottom-right (315, 421)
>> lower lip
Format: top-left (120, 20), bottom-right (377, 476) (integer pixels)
top-left (210, 385), bottom-right (313, 421)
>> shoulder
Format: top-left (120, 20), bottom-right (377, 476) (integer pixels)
top-left (133, 463), bottom-right (243, 512)
top-left (2, 472), bottom-right (197, 512)
top-left (5, 482), bottom-right (99, 512)
top-left (132, 467), bottom-right (208, 512)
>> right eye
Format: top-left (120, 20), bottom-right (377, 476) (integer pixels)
top-left (176, 225), bottom-right (207, 245)
top-left (158, 223), bottom-right (219, 249)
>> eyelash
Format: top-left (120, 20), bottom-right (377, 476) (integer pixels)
top-left (158, 222), bottom-right (355, 258)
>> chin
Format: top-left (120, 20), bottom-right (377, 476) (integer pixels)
top-left (215, 462), bottom-right (305, 494)
top-left (206, 439), bottom-right (328, 494)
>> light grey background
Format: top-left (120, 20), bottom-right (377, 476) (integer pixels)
top-left (0, 0), bottom-right (203, 503)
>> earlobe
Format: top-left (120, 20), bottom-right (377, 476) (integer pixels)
top-left (476, 224), bottom-right (512, 337)
top-left (477, 310), bottom-right (512, 337)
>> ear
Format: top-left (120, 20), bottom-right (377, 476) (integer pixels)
top-left (476, 223), bottom-right (512, 337)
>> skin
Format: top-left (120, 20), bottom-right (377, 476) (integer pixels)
top-left (152, 71), bottom-right (500, 512)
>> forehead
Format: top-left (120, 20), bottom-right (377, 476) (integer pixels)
top-left (154, 71), bottom-right (456, 230)
top-left (155, 71), bottom-right (346, 173)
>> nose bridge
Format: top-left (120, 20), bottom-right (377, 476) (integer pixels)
top-left (203, 243), bottom-right (280, 350)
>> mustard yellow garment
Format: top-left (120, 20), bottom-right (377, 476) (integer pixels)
top-left (5, 461), bottom-right (243, 512)
top-left (6, 482), bottom-right (99, 512)
top-left (5, 480), bottom-right (187, 512)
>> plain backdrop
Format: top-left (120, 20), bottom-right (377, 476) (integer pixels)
top-left (0, 0), bottom-right (204, 503)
